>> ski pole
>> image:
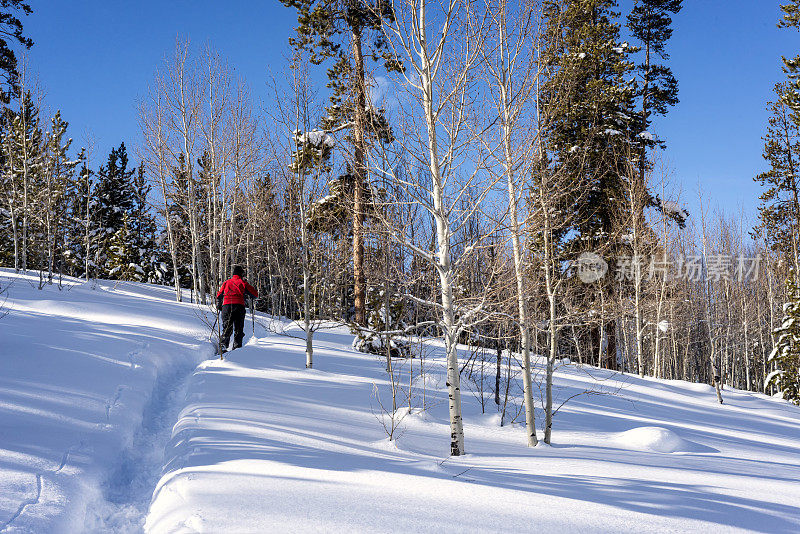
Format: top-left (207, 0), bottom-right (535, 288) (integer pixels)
top-left (211, 307), bottom-right (219, 333)
top-left (212, 307), bottom-right (221, 356)
top-left (217, 308), bottom-right (222, 348)
top-left (250, 296), bottom-right (255, 335)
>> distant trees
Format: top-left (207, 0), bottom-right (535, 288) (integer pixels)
top-left (138, 40), bottom-right (264, 302)
top-left (94, 144), bottom-right (137, 273)
top-left (0, 17), bottom-right (154, 286)
top-left (0, 2), bottom-right (34, 269)
top-left (96, 151), bottom-right (157, 282)
top-left (0, 92), bottom-right (157, 284)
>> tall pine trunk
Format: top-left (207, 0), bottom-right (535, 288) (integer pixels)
top-left (351, 28), bottom-right (367, 326)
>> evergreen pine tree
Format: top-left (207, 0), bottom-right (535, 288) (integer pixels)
top-left (755, 4), bottom-right (800, 274)
top-left (768, 269), bottom-right (800, 404)
top-left (63, 154), bottom-right (92, 277)
top-left (280, 0), bottom-right (400, 326)
top-left (778, 0), bottom-right (800, 122)
top-left (131, 165), bottom-right (158, 282)
top-left (541, 0), bottom-right (639, 369)
top-left (107, 213), bottom-right (145, 281)
top-left (754, 83), bottom-right (800, 271)
top-left (94, 142), bottom-right (136, 276)
top-left (0, 1), bottom-right (32, 104)
top-left (542, 0), bottom-right (638, 247)
top-left (627, 0), bottom-right (682, 219)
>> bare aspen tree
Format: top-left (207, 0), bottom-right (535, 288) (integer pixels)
top-left (630, 163), bottom-right (647, 378)
top-left (41, 112), bottom-right (77, 282)
top-left (480, 0), bottom-right (540, 446)
top-left (139, 41), bottom-right (261, 302)
top-left (531, 2), bottom-right (589, 444)
top-left (11, 59), bottom-right (38, 273)
top-left (618, 148), bottom-right (655, 377)
top-left (533, 149), bottom-right (584, 444)
top-left (80, 147), bottom-right (93, 282)
top-left (350, 23), bottom-right (368, 328)
top-left (200, 45), bottom-right (228, 291)
top-left (41, 121), bottom-right (55, 281)
top-left (650, 164), bottom-right (683, 380)
top-left (698, 192), bottom-right (724, 403)
top-left (1, 110), bottom-right (20, 272)
top-left (227, 77), bottom-right (262, 272)
top-left (266, 59), bottom-right (334, 369)
top-left (165, 39), bottom-right (206, 303)
top-left (138, 86), bottom-right (182, 301)
top-left (18, 70), bottom-right (30, 272)
top-left (383, 0), bottom-right (493, 455)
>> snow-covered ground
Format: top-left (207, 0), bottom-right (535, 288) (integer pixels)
top-left (2, 269), bottom-right (800, 533)
top-left (0, 270), bottom-right (211, 533)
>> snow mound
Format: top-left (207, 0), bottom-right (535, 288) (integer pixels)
top-left (611, 426), bottom-right (697, 453)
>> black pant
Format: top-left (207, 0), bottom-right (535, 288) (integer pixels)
top-left (220, 303), bottom-right (246, 351)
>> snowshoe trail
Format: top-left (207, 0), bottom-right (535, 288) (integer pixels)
top-left (1, 273), bottom-right (212, 532)
top-left (89, 355), bottom-right (200, 532)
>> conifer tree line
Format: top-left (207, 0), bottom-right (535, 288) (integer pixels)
top-left (0, 3), bottom-right (161, 284)
top-left (3, 0), bottom-right (800, 453)
top-left (0, 79), bottom-right (161, 283)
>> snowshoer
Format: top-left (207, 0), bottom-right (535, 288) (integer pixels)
top-left (216, 265), bottom-right (258, 354)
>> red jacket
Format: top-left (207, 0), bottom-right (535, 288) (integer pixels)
top-left (216, 275), bottom-right (258, 306)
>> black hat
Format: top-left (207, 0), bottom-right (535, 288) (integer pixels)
top-left (232, 265), bottom-right (245, 277)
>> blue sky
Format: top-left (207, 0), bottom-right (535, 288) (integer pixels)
top-left (649, 0), bottom-right (796, 225)
top-left (22, 1), bottom-right (798, 227)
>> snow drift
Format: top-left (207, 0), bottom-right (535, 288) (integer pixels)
top-left (611, 426), bottom-right (706, 453)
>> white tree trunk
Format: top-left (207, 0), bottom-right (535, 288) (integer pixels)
top-left (543, 200), bottom-right (558, 444)
top-left (493, 12), bottom-right (538, 446)
top-left (424, 53), bottom-right (465, 458)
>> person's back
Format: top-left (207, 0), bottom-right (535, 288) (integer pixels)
top-left (216, 266), bottom-right (257, 354)
top-left (218, 275), bottom-right (256, 307)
